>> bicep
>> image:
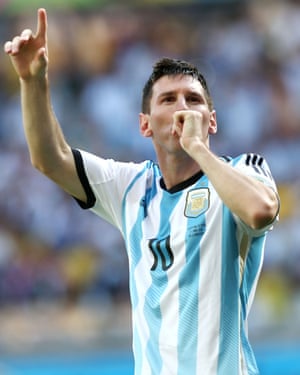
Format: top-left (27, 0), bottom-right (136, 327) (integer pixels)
top-left (47, 146), bottom-right (88, 204)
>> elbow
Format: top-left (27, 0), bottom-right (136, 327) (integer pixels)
top-left (31, 157), bottom-right (44, 173)
top-left (30, 156), bottom-right (56, 178)
top-left (29, 145), bottom-right (72, 178)
top-left (31, 157), bottom-right (46, 174)
top-left (250, 195), bottom-right (279, 230)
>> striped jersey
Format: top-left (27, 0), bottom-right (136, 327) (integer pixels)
top-left (72, 149), bottom-right (278, 375)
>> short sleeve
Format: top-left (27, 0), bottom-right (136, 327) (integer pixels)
top-left (232, 153), bottom-right (279, 237)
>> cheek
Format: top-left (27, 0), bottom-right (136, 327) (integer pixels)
top-left (151, 110), bottom-right (173, 128)
top-left (202, 109), bottom-right (213, 126)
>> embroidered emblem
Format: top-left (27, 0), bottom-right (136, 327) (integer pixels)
top-left (184, 188), bottom-right (210, 218)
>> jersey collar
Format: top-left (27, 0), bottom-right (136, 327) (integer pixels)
top-left (160, 170), bottom-right (204, 194)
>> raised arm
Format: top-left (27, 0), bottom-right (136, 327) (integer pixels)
top-left (173, 110), bottom-right (279, 231)
top-left (4, 8), bottom-right (87, 202)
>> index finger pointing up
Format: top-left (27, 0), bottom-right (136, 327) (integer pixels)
top-left (36, 8), bottom-right (47, 39)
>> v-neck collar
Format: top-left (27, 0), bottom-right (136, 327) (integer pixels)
top-left (160, 170), bottom-right (204, 194)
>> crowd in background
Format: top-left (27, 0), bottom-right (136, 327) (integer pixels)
top-left (0, 0), bottom-right (300, 351)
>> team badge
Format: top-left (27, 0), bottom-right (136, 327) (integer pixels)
top-left (184, 188), bottom-right (210, 218)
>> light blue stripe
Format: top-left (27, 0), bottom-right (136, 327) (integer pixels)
top-left (217, 206), bottom-right (240, 375)
top-left (232, 154), bottom-right (244, 166)
top-left (121, 161), bottom-right (159, 374)
top-left (240, 236), bottom-right (266, 375)
top-left (122, 162), bottom-right (151, 307)
top-left (177, 209), bottom-right (205, 374)
top-left (144, 271), bottom-right (167, 375)
top-left (144, 190), bottom-right (182, 375)
top-left (240, 236), bottom-right (265, 313)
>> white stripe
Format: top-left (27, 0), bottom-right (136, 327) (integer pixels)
top-left (124, 182), bottom-right (154, 375)
top-left (133, 254), bottom-right (152, 374)
top-left (134, 188), bottom-right (163, 374)
top-left (159, 198), bottom-right (188, 375)
top-left (196, 187), bottom-right (223, 374)
top-left (159, 270), bottom-right (180, 375)
top-left (240, 340), bottom-right (249, 375)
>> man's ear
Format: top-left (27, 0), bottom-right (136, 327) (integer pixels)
top-left (139, 113), bottom-right (153, 137)
top-left (208, 110), bottom-right (217, 135)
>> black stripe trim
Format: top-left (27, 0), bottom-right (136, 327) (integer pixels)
top-left (221, 155), bottom-right (232, 162)
top-left (246, 154), bottom-right (251, 165)
top-left (245, 153), bottom-right (268, 176)
top-left (252, 154), bottom-right (258, 165)
top-left (160, 170), bottom-right (204, 194)
top-left (72, 148), bottom-right (96, 209)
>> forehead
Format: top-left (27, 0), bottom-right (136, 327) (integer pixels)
top-left (151, 74), bottom-right (205, 98)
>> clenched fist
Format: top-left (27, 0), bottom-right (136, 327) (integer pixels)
top-left (172, 109), bottom-right (216, 156)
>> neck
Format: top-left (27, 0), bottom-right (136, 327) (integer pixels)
top-left (157, 153), bottom-right (202, 191)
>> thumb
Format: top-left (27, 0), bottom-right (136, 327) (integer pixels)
top-left (32, 47), bottom-right (48, 75)
top-left (37, 47), bottom-right (47, 61)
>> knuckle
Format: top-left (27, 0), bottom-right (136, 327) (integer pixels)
top-left (4, 41), bottom-right (12, 52)
top-left (12, 36), bottom-right (20, 44)
top-left (21, 29), bottom-right (33, 37)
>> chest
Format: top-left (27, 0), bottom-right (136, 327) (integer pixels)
top-left (124, 181), bottom-right (224, 272)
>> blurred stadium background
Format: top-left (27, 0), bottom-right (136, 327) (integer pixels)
top-left (0, 0), bottom-right (300, 374)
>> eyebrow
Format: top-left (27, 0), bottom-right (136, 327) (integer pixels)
top-left (157, 90), bottom-right (176, 99)
top-left (157, 89), bottom-right (206, 104)
top-left (157, 89), bottom-right (203, 98)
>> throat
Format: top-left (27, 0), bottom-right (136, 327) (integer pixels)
top-left (160, 170), bottom-right (204, 193)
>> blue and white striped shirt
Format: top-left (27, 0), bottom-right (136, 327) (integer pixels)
top-left (73, 149), bottom-right (278, 375)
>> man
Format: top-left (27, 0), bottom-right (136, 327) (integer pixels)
top-left (4, 8), bottom-right (279, 375)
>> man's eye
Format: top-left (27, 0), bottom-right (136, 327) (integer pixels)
top-left (188, 96), bottom-right (201, 103)
top-left (162, 96), bottom-right (175, 103)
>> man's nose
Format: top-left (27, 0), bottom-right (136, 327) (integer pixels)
top-left (175, 96), bottom-right (189, 111)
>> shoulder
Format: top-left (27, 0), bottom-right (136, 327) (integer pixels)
top-left (74, 148), bottom-right (158, 183)
top-left (225, 153), bottom-right (273, 175)
top-left (221, 153), bottom-right (277, 191)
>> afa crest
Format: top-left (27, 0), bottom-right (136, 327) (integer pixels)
top-left (184, 188), bottom-right (210, 218)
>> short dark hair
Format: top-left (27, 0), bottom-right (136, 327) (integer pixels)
top-left (142, 57), bottom-right (213, 113)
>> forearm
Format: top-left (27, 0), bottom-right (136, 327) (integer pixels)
top-left (20, 76), bottom-right (70, 175)
top-left (191, 143), bottom-right (278, 230)
top-left (5, 8), bottom-right (86, 202)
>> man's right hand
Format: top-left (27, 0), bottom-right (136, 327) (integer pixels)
top-left (4, 8), bottom-right (48, 81)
